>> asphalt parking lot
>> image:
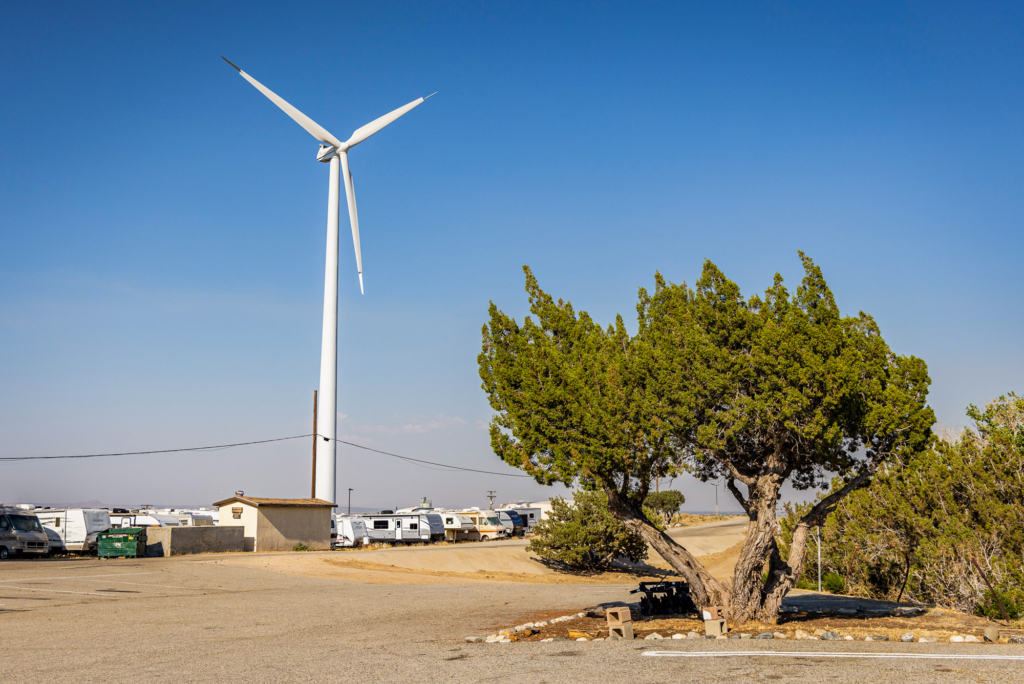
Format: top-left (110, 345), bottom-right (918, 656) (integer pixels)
top-left (3, 554), bottom-right (1023, 683)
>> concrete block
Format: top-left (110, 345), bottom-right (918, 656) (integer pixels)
top-left (608, 624), bottom-right (634, 640)
top-left (606, 607), bottom-right (631, 626)
top-left (984, 627), bottom-right (1000, 642)
top-left (704, 618), bottom-right (727, 637)
top-left (701, 605), bottom-right (725, 620)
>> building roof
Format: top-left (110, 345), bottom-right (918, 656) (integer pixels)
top-left (211, 496), bottom-right (335, 508)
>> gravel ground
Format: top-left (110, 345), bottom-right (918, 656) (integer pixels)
top-left (2, 554), bottom-right (1023, 683)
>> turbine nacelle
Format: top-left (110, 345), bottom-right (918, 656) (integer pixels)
top-left (317, 144), bottom-right (338, 163)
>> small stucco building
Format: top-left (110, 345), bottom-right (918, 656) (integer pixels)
top-left (212, 495), bottom-right (334, 552)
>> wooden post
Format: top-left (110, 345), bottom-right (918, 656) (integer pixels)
top-left (311, 390), bottom-right (318, 499)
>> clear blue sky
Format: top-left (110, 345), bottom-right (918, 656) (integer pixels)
top-left (2, 2), bottom-right (1022, 511)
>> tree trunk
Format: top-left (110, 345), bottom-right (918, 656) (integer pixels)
top-left (728, 489), bottom-right (781, 624)
top-left (605, 488), bottom-right (729, 610)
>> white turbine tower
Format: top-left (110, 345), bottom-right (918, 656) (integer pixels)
top-left (223, 57), bottom-right (430, 504)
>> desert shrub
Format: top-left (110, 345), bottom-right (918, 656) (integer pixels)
top-left (292, 543), bottom-right (311, 552)
top-left (976, 586), bottom-right (1024, 621)
top-left (526, 490), bottom-right (648, 570)
top-left (823, 572), bottom-right (846, 594)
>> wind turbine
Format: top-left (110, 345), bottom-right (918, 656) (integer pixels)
top-left (223, 57), bottom-right (431, 504)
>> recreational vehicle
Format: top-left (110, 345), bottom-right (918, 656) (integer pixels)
top-left (34, 508), bottom-right (110, 553)
top-left (359, 512), bottom-right (445, 544)
top-left (110, 512), bottom-right (182, 528)
top-left (0, 505), bottom-right (49, 558)
top-left (438, 512), bottom-right (477, 541)
top-left (497, 510), bottom-right (525, 537)
top-left (333, 517), bottom-right (369, 548)
top-left (497, 506), bottom-right (543, 532)
top-left (451, 509), bottom-right (506, 541)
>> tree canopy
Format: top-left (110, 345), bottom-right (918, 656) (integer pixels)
top-left (479, 254), bottom-right (933, 622)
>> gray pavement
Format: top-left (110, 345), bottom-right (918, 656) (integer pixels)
top-left (2, 554), bottom-right (1022, 683)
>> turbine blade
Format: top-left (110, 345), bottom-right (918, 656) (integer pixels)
top-left (223, 57), bottom-right (343, 148)
top-left (346, 96), bottom-right (427, 148)
top-left (339, 152), bottom-right (363, 294)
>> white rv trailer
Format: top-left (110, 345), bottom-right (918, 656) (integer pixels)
top-left (333, 516), bottom-right (369, 548)
top-left (110, 513), bottom-right (182, 528)
top-left (34, 508), bottom-right (110, 553)
top-left (449, 509), bottom-right (505, 541)
top-left (359, 512), bottom-right (445, 544)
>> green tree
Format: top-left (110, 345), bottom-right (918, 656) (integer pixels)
top-left (479, 255), bottom-right (933, 623)
top-left (526, 490), bottom-right (648, 570)
top-left (644, 490), bottom-right (686, 524)
top-left (802, 393), bottom-right (1024, 617)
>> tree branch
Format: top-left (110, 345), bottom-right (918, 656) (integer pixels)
top-left (725, 477), bottom-right (751, 515)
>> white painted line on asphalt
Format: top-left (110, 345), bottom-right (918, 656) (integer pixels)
top-left (0, 572), bottom-right (158, 583)
top-left (642, 651), bottom-right (1024, 661)
top-left (2, 586), bottom-right (122, 598)
top-left (79, 579), bottom-right (204, 591)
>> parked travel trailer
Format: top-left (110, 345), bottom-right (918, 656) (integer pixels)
top-left (438, 512), bottom-right (476, 541)
top-left (0, 505), bottom-right (50, 558)
top-left (34, 508), bottom-right (110, 553)
top-left (497, 506), bottom-right (543, 532)
top-left (334, 517), bottom-right (369, 548)
top-left (110, 513), bottom-right (182, 528)
top-left (451, 509), bottom-right (506, 541)
top-left (497, 510), bottom-right (525, 537)
top-left (359, 512), bottom-right (444, 544)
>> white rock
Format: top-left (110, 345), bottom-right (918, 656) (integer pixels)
top-left (844, 635), bottom-right (853, 641)
top-left (672, 633), bottom-right (685, 640)
top-left (592, 637), bottom-right (604, 641)
top-left (773, 632), bottom-right (787, 640)
top-left (950, 636), bottom-right (965, 643)
top-left (687, 632), bottom-right (701, 639)
top-left (865, 637), bottom-right (873, 642)
top-left (919, 637), bottom-right (937, 643)
top-left (465, 636), bottom-right (484, 643)
top-left (540, 638), bottom-right (554, 643)
top-left (499, 638), bottom-right (512, 643)
top-left (716, 635), bottom-right (728, 640)
top-left (485, 635), bottom-right (501, 643)
top-left (965, 635), bottom-right (980, 643)
top-left (576, 637), bottom-right (589, 642)
top-left (644, 633), bottom-right (664, 640)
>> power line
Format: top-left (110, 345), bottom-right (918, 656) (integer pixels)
top-left (0, 435), bottom-right (311, 462)
top-left (0, 433), bottom-right (534, 478)
top-left (326, 436), bottom-right (532, 478)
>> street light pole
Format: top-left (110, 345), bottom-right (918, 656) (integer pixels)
top-left (816, 526), bottom-right (822, 592)
top-left (715, 481), bottom-right (719, 516)
top-left (348, 488), bottom-right (353, 516)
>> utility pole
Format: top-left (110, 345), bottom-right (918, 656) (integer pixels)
top-left (816, 526), bottom-right (822, 593)
top-left (486, 490), bottom-right (496, 510)
top-left (311, 390), bottom-right (318, 498)
top-left (348, 488), bottom-right (353, 516)
top-left (715, 481), bottom-right (719, 516)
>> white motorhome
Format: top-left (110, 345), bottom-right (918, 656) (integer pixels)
top-left (334, 517), bottom-right (369, 548)
top-left (0, 505), bottom-right (50, 559)
top-left (360, 512), bottom-right (445, 544)
top-left (34, 508), bottom-right (110, 553)
top-left (450, 509), bottom-right (506, 541)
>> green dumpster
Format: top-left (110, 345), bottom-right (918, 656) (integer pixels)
top-left (97, 528), bottom-right (148, 558)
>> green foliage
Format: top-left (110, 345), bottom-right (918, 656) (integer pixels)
top-left (785, 393), bottom-right (1024, 615)
top-left (977, 588), bottom-right (1024, 621)
top-left (645, 490), bottom-right (686, 523)
top-left (292, 543), bottom-right (311, 552)
top-left (526, 490), bottom-right (648, 570)
top-left (823, 572), bottom-right (846, 594)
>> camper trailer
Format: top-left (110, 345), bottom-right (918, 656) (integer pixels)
top-left (334, 517), bottom-right (369, 548)
top-left (110, 512), bottom-right (182, 528)
top-left (497, 506), bottom-right (543, 532)
top-left (497, 510), bottom-right (525, 537)
top-left (0, 505), bottom-right (50, 559)
top-left (359, 512), bottom-right (444, 544)
top-left (34, 508), bottom-right (110, 553)
top-left (438, 512), bottom-right (476, 541)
